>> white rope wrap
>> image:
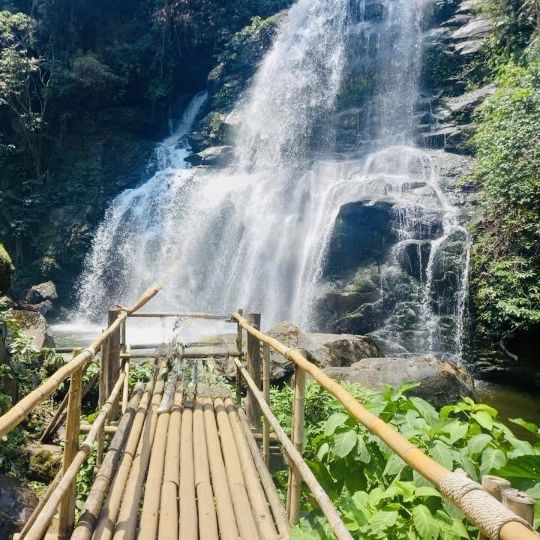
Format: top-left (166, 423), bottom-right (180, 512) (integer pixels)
top-left (439, 470), bottom-right (532, 540)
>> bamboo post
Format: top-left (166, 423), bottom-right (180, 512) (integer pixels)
top-left (287, 366), bottom-right (306, 525)
top-left (58, 349), bottom-right (83, 539)
top-left (106, 309), bottom-right (121, 420)
top-left (262, 342), bottom-right (271, 466)
top-left (502, 488), bottom-right (534, 527)
top-left (246, 313), bottom-right (262, 430)
top-left (236, 309), bottom-right (243, 405)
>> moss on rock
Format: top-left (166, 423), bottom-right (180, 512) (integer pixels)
top-left (0, 244), bottom-right (14, 294)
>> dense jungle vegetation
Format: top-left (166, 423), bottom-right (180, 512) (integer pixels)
top-left (469, 0), bottom-right (540, 350)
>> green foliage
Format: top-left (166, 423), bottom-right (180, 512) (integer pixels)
top-left (271, 383), bottom-right (540, 538)
top-left (470, 55), bottom-right (540, 337)
top-left (0, 241), bottom-right (13, 292)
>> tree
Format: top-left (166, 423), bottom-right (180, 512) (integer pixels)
top-left (0, 10), bottom-right (51, 179)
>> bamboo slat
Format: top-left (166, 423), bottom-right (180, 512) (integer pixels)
top-left (138, 385), bottom-right (171, 539)
top-left (237, 409), bottom-right (290, 539)
top-left (193, 399), bottom-right (219, 540)
top-left (223, 398), bottom-right (278, 540)
top-left (113, 375), bottom-right (165, 540)
top-left (159, 387), bottom-right (182, 540)
top-left (179, 406), bottom-right (198, 540)
top-left (72, 384), bottom-right (145, 540)
top-left (92, 378), bottom-right (157, 540)
top-left (214, 397), bottom-right (261, 540)
top-left (203, 399), bottom-right (239, 540)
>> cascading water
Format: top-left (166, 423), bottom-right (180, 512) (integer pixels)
top-left (76, 0), bottom-right (471, 360)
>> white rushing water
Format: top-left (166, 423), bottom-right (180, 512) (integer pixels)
top-left (76, 0), bottom-right (470, 359)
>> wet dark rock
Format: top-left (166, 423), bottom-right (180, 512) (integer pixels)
top-left (0, 475), bottom-right (38, 539)
top-left (396, 241), bottom-right (432, 281)
top-left (437, 84), bottom-right (496, 123)
top-left (185, 145), bottom-right (233, 167)
top-left (323, 356), bottom-right (475, 408)
top-left (324, 201), bottom-right (397, 279)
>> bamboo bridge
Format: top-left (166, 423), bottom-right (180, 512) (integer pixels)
top-left (0, 285), bottom-right (538, 540)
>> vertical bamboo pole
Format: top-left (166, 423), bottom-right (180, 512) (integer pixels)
top-left (287, 366), bottom-right (306, 525)
top-left (262, 342), bottom-right (271, 466)
top-left (236, 309), bottom-right (243, 405)
top-left (502, 488), bottom-right (534, 527)
top-left (107, 309), bottom-right (121, 420)
top-left (58, 348), bottom-right (83, 539)
top-left (120, 321), bottom-right (129, 414)
top-left (246, 313), bottom-right (262, 430)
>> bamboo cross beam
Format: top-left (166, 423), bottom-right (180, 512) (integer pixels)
top-left (0, 284), bottom-right (161, 439)
top-left (128, 311), bottom-right (231, 320)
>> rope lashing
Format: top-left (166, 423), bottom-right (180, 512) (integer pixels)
top-left (439, 470), bottom-right (533, 540)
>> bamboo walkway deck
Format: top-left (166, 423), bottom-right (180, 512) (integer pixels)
top-left (70, 367), bottom-right (289, 540)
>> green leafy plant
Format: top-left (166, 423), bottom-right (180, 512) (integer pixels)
top-left (270, 383), bottom-right (540, 538)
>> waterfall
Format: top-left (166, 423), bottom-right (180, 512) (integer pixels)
top-left (76, 0), bottom-right (470, 361)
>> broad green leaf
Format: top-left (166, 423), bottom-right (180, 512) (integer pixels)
top-left (410, 397), bottom-right (438, 423)
top-left (429, 442), bottom-right (454, 470)
top-left (332, 429), bottom-right (357, 458)
top-left (444, 421), bottom-right (469, 444)
top-left (467, 433), bottom-right (492, 456)
top-left (494, 455), bottom-right (540, 481)
top-left (412, 504), bottom-right (439, 540)
top-left (371, 510), bottom-right (399, 530)
top-left (383, 453), bottom-right (405, 477)
top-left (480, 447), bottom-right (507, 475)
top-left (324, 413), bottom-right (349, 436)
top-left (317, 442), bottom-right (329, 461)
top-left (472, 411), bottom-right (494, 431)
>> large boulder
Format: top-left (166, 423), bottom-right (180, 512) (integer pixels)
top-left (0, 243), bottom-right (14, 295)
top-left (266, 322), bottom-right (384, 380)
top-left (11, 310), bottom-right (55, 349)
top-left (197, 323), bottom-right (384, 382)
top-left (26, 281), bottom-right (58, 304)
top-left (0, 475), bottom-right (38, 539)
top-left (324, 356), bottom-right (475, 408)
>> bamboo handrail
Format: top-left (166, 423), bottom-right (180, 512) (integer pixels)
top-left (0, 284), bottom-right (161, 439)
top-left (24, 371), bottom-right (127, 540)
top-left (232, 313), bottom-right (539, 540)
top-left (233, 357), bottom-right (353, 540)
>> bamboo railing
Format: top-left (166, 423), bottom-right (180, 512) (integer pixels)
top-left (0, 284), bottom-right (161, 439)
top-left (233, 312), bottom-right (538, 540)
top-left (0, 285), bottom-right (161, 540)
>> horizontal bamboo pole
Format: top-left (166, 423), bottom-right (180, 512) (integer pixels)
top-left (233, 358), bottom-right (353, 540)
top-left (233, 314), bottom-right (539, 540)
top-left (0, 284), bottom-right (161, 439)
top-left (128, 311), bottom-right (230, 320)
top-left (24, 371), bottom-right (127, 540)
top-left (80, 424), bottom-right (118, 434)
